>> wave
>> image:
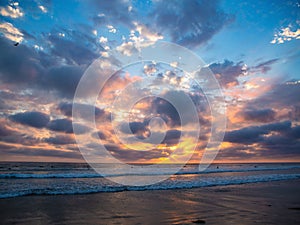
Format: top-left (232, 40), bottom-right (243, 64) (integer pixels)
top-left (1, 165), bottom-right (300, 179)
top-left (0, 173), bottom-right (299, 199)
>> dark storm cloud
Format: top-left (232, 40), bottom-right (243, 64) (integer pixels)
top-left (249, 83), bottom-right (300, 106)
top-left (258, 144), bottom-right (300, 157)
top-left (151, 0), bottom-right (233, 47)
top-left (151, 97), bottom-right (180, 127)
top-left (260, 130), bottom-right (300, 151)
top-left (58, 102), bottom-right (107, 120)
top-left (224, 126), bottom-right (266, 144)
top-left (252, 58), bottom-right (279, 74)
top-left (255, 132), bottom-right (300, 158)
top-left (9, 111), bottom-right (50, 128)
top-left (188, 92), bottom-right (210, 114)
top-left (0, 37), bottom-right (44, 84)
top-left (239, 108), bottom-right (276, 123)
top-left (58, 102), bottom-right (75, 117)
top-left (123, 129), bottom-right (183, 146)
top-left (44, 26), bottom-right (101, 66)
top-left (43, 135), bottom-right (75, 145)
top-left (224, 121), bottom-right (292, 144)
top-left (120, 121), bottom-right (149, 135)
top-left (262, 120), bottom-right (291, 132)
top-left (104, 144), bottom-right (172, 161)
top-left (247, 83), bottom-right (300, 120)
top-left (47, 118), bottom-right (90, 134)
top-left (220, 122), bottom-right (300, 160)
top-left (209, 60), bottom-right (247, 88)
top-left (149, 91), bottom-right (209, 128)
top-left (217, 145), bottom-right (256, 159)
top-left (262, 135), bottom-right (294, 146)
top-left (48, 34), bottom-right (98, 65)
top-left (43, 65), bottom-right (85, 98)
top-left (287, 126), bottom-right (300, 139)
top-left (0, 37), bottom-right (90, 98)
top-left (162, 130), bottom-right (181, 146)
top-left (0, 144), bottom-right (82, 159)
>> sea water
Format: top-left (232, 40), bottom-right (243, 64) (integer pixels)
top-left (0, 162), bottom-right (299, 198)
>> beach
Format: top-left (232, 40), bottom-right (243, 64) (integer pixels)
top-left (1, 179), bottom-right (299, 225)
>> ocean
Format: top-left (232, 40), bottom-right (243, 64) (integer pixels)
top-left (0, 162), bottom-right (300, 199)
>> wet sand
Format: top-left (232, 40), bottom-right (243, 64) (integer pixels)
top-left (0, 179), bottom-right (299, 225)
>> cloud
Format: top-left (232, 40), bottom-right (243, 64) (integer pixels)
top-left (246, 82), bottom-right (300, 121)
top-left (0, 1), bottom-right (298, 163)
top-left (0, 144), bottom-right (82, 160)
top-left (0, 132), bottom-right (40, 146)
top-left (224, 121), bottom-right (292, 144)
top-left (143, 63), bottom-right (157, 75)
top-left (43, 65), bottom-right (85, 98)
top-left (0, 22), bottom-right (24, 43)
top-left (0, 91), bottom-right (18, 111)
top-left (224, 126), bottom-right (266, 144)
top-left (116, 22), bottom-right (163, 56)
top-left (252, 58), bottom-right (279, 74)
top-left (220, 120), bottom-right (300, 160)
top-left (147, 91), bottom-right (210, 128)
top-left (120, 121), bottom-right (149, 138)
top-left (209, 60), bottom-right (247, 88)
top-left (151, 0), bottom-right (233, 47)
top-left (286, 125), bottom-right (300, 139)
top-left (116, 41), bottom-right (138, 56)
top-left (91, 131), bottom-right (107, 140)
top-left (262, 120), bottom-right (292, 132)
top-left (0, 36), bottom-right (90, 98)
top-left (43, 135), bottom-right (75, 145)
top-left (133, 22), bottom-right (163, 43)
top-left (162, 129), bottom-right (181, 146)
top-left (0, 37), bottom-right (44, 84)
top-left (271, 26), bottom-right (300, 44)
top-left (0, 3), bottom-right (24, 18)
top-left (104, 144), bottom-right (172, 162)
top-left (0, 124), bottom-right (14, 136)
top-left (48, 34), bottom-right (99, 65)
top-left (47, 118), bottom-right (90, 134)
top-left (151, 97), bottom-right (181, 127)
top-left (256, 124), bottom-right (300, 158)
top-left (238, 108), bottom-right (276, 123)
top-left (93, 14), bottom-right (106, 26)
top-left (38, 5), bottom-right (47, 13)
top-left (107, 25), bottom-right (117, 33)
top-left (58, 102), bottom-right (107, 120)
top-left (9, 111), bottom-right (50, 128)
top-left (89, 0), bottom-right (133, 27)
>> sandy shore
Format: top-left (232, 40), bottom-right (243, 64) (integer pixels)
top-left (0, 179), bottom-right (299, 225)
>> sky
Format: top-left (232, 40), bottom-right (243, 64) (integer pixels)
top-left (0, 0), bottom-right (299, 163)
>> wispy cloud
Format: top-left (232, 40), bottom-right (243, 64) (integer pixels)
top-left (0, 22), bottom-right (23, 43)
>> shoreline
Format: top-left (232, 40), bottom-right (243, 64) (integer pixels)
top-left (1, 179), bottom-right (299, 224)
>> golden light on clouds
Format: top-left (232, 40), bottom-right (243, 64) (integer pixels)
top-left (0, 22), bottom-right (23, 42)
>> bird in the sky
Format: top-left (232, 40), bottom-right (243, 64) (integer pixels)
top-left (14, 42), bottom-right (19, 47)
